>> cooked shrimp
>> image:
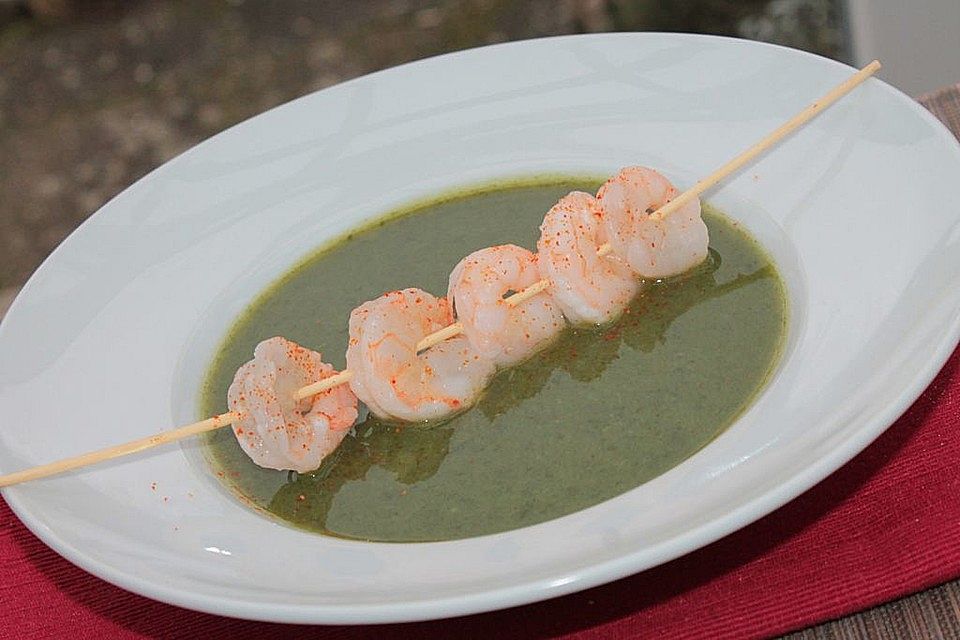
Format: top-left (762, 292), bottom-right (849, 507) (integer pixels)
top-left (346, 288), bottom-right (495, 422)
top-left (597, 166), bottom-right (709, 279)
top-left (448, 244), bottom-right (566, 367)
top-left (227, 337), bottom-right (359, 473)
top-left (538, 191), bottom-right (640, 325)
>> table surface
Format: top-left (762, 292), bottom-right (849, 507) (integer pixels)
top-left (788, 581), bottom-right (960, 639)
top-left (1, 83), bottom-right (958, 640)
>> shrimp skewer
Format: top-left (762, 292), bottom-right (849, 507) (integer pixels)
top-left (0, 61), bottom-right (881, 486)
top-left (415, 166), bottom-right (702, 351)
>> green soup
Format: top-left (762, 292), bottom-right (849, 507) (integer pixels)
top-left (201, 178), bottom-right (787, 542)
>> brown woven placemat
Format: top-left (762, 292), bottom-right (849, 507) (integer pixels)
top-left (920, 84), bottom-right (960, 133)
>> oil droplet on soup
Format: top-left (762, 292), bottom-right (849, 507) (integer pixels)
top-left (200, 178), bottom-right (787, 542)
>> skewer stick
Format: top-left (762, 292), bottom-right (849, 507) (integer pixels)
top-left (650, 60), bottom-right (881, 221)
top-left (294, 369), bottom-right (354, 400)
top-left (0, 62), bottom-right (880, 488)
top-left (0, 412), bottom-right (241, 488)
top-left (415, 322), bottom-right (466, 353)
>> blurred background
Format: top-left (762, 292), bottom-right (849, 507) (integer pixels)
top-left (0, 0), bottom-right (954, 302)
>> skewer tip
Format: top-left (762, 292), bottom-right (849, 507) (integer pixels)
top-left (858, 60), bottom-right (881, 77)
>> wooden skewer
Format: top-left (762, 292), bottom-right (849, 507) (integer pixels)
top-left (0, 412), bottom-right (241, 488)
top-left (0, 61), bottom-right (880, 488)
top-left (414, 321), bottom-right (466, 354)
top-left (294, 369), bottom-right (354, 400)
top-left (650, 59), bottom-right (882, 221)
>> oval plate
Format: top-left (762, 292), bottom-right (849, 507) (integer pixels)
top-left (1, 34), bottom-right (959, 624)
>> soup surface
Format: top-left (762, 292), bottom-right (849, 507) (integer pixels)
top-left (201, 178), bottom-right (787, 542)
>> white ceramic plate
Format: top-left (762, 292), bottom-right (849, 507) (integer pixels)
top-left (2, 34), bottom-right (959, 624)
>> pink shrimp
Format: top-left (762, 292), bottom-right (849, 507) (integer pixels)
top-left (448, 244), bottom-right (566, 367)
top-left (538, 191), bottom-right (640, 325)
top-left (346, 288), bottom-right (495, 422)
top-left (227, 337), bottom-right (358, 473)
top-left (597, 166), bottom-right (709, 278)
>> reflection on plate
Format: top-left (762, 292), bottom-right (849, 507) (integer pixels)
top-left (0, 34), bottom-right (958, 623)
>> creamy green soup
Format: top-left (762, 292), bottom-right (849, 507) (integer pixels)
top-left (201, 178), bottom-right (786, 542)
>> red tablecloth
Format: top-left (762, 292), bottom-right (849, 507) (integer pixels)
top-left (2, 345), bottom-right (958, 639)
